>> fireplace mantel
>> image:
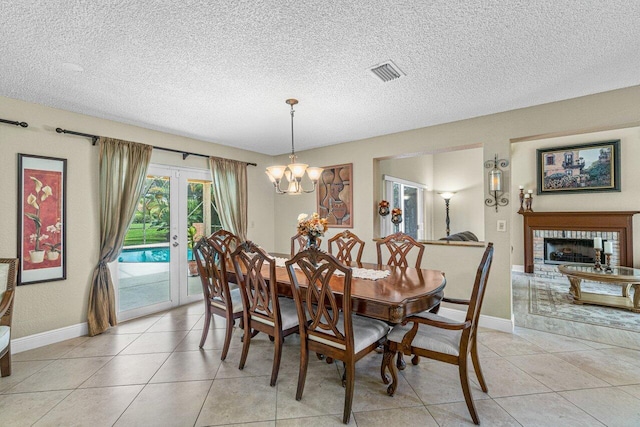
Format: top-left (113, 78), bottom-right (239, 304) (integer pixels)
top-left (521, 211), bottom-right (639, 273)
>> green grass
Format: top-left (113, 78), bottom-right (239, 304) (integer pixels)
top-left (124, 223), bottom-right (169, 246)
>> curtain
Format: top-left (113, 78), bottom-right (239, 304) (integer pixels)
top-left (87, 137), bottom-right (152, 336)
top-left (209, 156), bottom-right (248, 240)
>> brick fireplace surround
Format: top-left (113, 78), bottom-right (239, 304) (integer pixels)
top-left (521, 211), bottom-right (639, 274)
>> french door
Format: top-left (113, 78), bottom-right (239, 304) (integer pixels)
top-left (115, 164), bottom-right (219, 321)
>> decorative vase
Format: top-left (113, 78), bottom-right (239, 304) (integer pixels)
top-left (29, 250), bottom-right (45, 263)
top-left (307, 234), bottom-right (318, 248)
top-left (391, 214), bottom-right (403, 225)
top-left (46, 251), bottom-right (60, 261)
top-left (188, 260), bottom-right (199, 276)
top-left (378, 206), bottom-right (390, 216)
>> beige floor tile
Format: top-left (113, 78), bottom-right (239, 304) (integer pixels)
top-left (8, 356), bottom-right (112, 393)
top-left (33, 385), bottom-right (142, 427)
top-left (354, 406), bottom-right (438, 426)
top-left (150, 349), bottom-right (222, 382)
top-left (80, 353), bottom-right (170, 388)
top-left (555, 349), bottom-right (640, 386)
top-left (277, 415), bottom-right (349, 426)
top-left (146, 314), bottom-right (202, 332)
top-left (514, 327), bottom-right (596, 352)
top-left (191, 312), bottom-right (235, 330)
top-left (276, 366), bottom-right (345, 419)
top-left (427, 399), bottom-right (521, 426)
top-left (105, 315), bottom-right (162, 334)
top-left (400, 360), bottom-right (490, 405)
top-left (481, 357), bottom-right (552, 398)
top-left (0, 390), bottom-right (71, 426)
top-left (13, 337), bottom-right (89, 361)
top-left (478, 331), bottom-right (546, 356)
top-left (505, 353), bottom-right (610, 391)
top-left (233, 423), bottom-right (275, 427)
top-left (115, 380), bottom-right (211, 427)
top-left (495, 392), bottom-right (605, 426)
top-left (163, 302), bottom-right (204, 317)
top-left (119, 330), bottom-right (188, 355)
top-left (620, 384), bottom-right (640, 399)
top-left (174, 328), bottom-right (242, 352)
top-left (0, 359), bottom-right (52, 393)
top-left (196, 376), bottom-right (277, 426)
top-left (560, 387), bottom-right (640, 427)
top-left (61, 333), bottom-right (140, 358)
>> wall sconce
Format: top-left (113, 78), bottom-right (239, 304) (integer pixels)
top-left (439, 192), bottom-right (455, 237)
top-left (484, 154), bottom-right (509, 212)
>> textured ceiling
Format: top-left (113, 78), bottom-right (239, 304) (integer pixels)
top-left (1, 1), bottom-right (639, 155)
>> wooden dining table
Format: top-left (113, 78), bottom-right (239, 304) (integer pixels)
top-left (269, 255), bottom-right (447, 324)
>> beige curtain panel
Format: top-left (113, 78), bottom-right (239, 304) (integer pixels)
top-left (209, 156), bottom-right (248, 241)
top-left (87, 137), bottom-right (152, 336)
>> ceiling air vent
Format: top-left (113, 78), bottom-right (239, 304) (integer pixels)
top-left (369, 60), bottom-right (405, 82)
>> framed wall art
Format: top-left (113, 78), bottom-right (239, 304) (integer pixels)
top-left (317, 163), bottom-right (353, 228)
top-left (17, 154), bottom-right (67, 285)
top-left (537, 140), bottom-right (620, 195)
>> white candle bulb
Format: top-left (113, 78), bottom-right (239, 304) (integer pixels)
top-left (604, 241), bottom-right (613, 254)
top-left (593, 237), bottom-right (602, 250)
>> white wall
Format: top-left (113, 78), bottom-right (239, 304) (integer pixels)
top-left (0, 95), bottom-right (275, 339)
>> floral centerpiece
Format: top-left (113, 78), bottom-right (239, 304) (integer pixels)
top-left (297, 212), bottom-right (328, 247)
top-left (378, 200), bottom-right (390, 216)
top-left (25, 177), bottom-right (54, 263)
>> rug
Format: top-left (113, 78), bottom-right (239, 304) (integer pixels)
top-left (528, 276), bottom-right (640, 333)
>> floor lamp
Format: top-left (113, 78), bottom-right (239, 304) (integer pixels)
top-left (439, 192), bottom-right (455, 237)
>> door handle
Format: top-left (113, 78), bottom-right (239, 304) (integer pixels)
top-left (172, 235), bottom-right (178, 240)
top-left (172, 242), bottom-right (179, 247)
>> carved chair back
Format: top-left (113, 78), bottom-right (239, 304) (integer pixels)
top-left (194, 237), bottom-right (231, 307)
top-left (0, 258), bottom-right (18, 377)
top-left (376, 232), bottom-right (424, 268)
top-left (462, 242), bottom-right (494, 345)
top-left (328, 230), bottom-right (365, 264)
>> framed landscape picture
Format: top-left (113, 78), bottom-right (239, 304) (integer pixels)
top-left (17, 154), bottom-right (67, 285)
top-left (537, 140), bottom-right (620, 195)
top-left (317, 163), bottom-right (353, 228)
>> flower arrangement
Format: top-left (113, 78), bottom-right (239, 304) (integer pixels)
top-left (391, 207), bottom-right (402, 216)
top-left (378, 200), bottom-right (390, 216)
top-left (391, 207), bottom-right (403, 225)
top-left (43, 220), bottom-right (62, 259)
top-left (25, 177), bottom-right (54, 253)
top-left (297, 212), bottom-right (328, 238)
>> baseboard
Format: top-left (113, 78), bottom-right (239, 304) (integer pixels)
top-left (512, 264), bottom-right (524, 273)
top-left (438, 307), bottom-right (514, 333)
top-left (11, 322), bottom-right (88, 354)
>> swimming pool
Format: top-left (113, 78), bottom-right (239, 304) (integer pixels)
top-left (119, 247), bottom-right (193, 263)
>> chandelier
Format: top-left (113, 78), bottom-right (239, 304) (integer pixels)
top-left (265, 99), bottom-right (323, 195)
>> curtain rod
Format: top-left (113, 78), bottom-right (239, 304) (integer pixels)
top-left (55, 127), bottom-right (257, 166)
top-left (1, 118), bottom-right (29, 128)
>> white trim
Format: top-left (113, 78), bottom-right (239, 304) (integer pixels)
top-left (11, 322), bottom-right (88, 354)
top-left (511, 264), bottom-right (524, 273)
top-left (382, 174), bottom-right (428, 189)
top-left (438, 307), bottom-right (514, 333)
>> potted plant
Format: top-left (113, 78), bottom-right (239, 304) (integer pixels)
top-left (187, 225), bottom-right (202, 276)
top-left (25, 177), bottom-right (54, 263)
top-left (44, 220), bottom-right (62, 260)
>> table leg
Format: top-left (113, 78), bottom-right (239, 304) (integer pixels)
top-left (622, 283), bottom-right (632, 298)
top-left (633, 284), bottom-right (640, 312)
top-left (568, 276), bottom-right (583, 301)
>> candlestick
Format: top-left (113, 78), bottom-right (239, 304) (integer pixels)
top-left (593, 237), bottom-right (602, 250)
top-left (604, 241), bottom-right (613, 254)
top-left (518, 188), bottom-right (525, 213)
top-left (527, 189), bottom-right (533, 194)
top-left (605, 253), bottom-right (613, 273)
top-left (525, 192), bottom-right (533, 212)
top-left (594, 248), bottom-right (602, 271)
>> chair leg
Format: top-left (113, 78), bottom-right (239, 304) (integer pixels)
top-left (220, 316), bottom-right (235, 361)
top-left (296, 342), bottom-right (309, 401)
top-left (459, 359), bottom-right (480, 425)
top-left (381, 347), bottom-right (398, 396)
top-left (0, 345), bottom-right (11, 377)
top-left (238, 317), bottom-right (251, 370)
top-left (199, 309), bottom-right (211, 348)
top-left (471, 340), bottom-right (488, 392)
top-left (270, 335), bottom-right (283, 387)
top-left (396, 352), bottom-right (406, 370)
top-left (342, 360), bottom-right (355, 424)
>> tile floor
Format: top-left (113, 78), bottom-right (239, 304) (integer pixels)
top-left (2, 302), bottom-right (640, 426)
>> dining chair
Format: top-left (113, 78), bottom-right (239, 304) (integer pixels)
top-left (376, 232), bottom-right (424, 268)
top-left (381, 243), bottom-right (494, 425)
top-left (328, 230), bottom-right (365, 264)
top-left (0, 258), bottom-right (18, 377)
top-left (291, 232), bottom-right (322, 257)
top-left (194, 232), bottom-right (243, 359)
top-left (231, 241), bottom-right (299, 386)
top-left (286, 247), bottom-right (390, 424)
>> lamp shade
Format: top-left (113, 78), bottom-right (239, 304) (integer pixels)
top-left (489, 169), bottom-right (502, 192)
top-left (439, 192), bottom-right (455, 200)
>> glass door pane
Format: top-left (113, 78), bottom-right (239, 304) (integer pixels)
top-left (403, 186), bottom-right (418, 239)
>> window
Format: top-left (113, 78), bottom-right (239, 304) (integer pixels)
top-left (546, 154), bottom-right (555, 166)
top-left (564, 152), bottom-right (573, 165)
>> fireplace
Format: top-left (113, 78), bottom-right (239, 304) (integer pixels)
top-left (543, 237), bottom-right (606, 265)
top-left (521, 211), bottom-right (638, 274)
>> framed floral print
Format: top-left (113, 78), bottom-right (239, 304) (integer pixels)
top-left (17, 154), bottom-right (67, 285)
top-left (317, 163), bottom-right (353, 228)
